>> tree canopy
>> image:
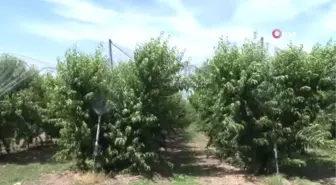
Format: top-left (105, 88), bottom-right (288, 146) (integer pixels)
top-left (0, 34), bottom-right (335, 175)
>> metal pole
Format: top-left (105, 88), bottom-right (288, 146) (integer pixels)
top-left (93, 115), bottom-right (101, 173)
top-left (274, 143), bottom-right (279, 175)
top-left (108, 39), bottom-right (113, 67)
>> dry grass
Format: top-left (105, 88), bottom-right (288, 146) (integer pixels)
top-left (263, 175), bottom-right (323, 185)
top-left (72, 172), bottom-right (109, 185)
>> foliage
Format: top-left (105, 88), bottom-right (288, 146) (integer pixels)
top-left (0, 54), bottom-right (45, 152)
top-left (38, 35), bottom-right (189, 172)
top-left (0, 33), bottom-right (335, 178)
top-left (190, 35), bottom-right (336, 173)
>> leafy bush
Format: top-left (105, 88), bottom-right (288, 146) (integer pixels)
top-left (0, 54), bottom-right (45, 152)
top-left (44, 36), bottom-right (190, 172)
top-left (190, 35), bottom-right (336, 173)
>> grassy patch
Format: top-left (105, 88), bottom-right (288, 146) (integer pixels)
top-left (263, 147), bottom-right (335, 185)
top-left (280, 147), bottom-right (335, 183)
top-left (171, 174), bottom-right (198, 185)
top-left (0, 145), bottom-right (70, 185)
top-left (263, 175), bottom-right (321, 185)
top-left (129, 179), bottom-right (153, 185)
top-left (291, 178), bottom-right (319, 185)
top-left (130, 174), bottom-right (197, 185)
top-left (0, 161), bottom-right (70, 185)
top-left (264, 175), bottom-right (288, 185)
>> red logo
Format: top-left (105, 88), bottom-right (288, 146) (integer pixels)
top-left (272, 29), bottom-right (282, 39)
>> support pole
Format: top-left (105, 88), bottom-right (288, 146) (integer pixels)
top-left (108, 39), bottom-right (113, 67)
top-left (274, 143), bottom-right (279, 175)
top-left (93, 115), bottom-right (101, 173)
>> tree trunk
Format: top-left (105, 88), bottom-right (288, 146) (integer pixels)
top-left (258, 154), bottom-right (269, 174)
top-left (38, 135), bottom-right (44, 146)
top-left (27, 139), bottom-right (30, 149)
top-left (301, 147), bottom-right (306, 155)
top-left (1, 138), bottom-right (10, 154)
top-left (287, 146), bottom-right (292, 158)
top-left (0, 140), bottom-right (2, 155)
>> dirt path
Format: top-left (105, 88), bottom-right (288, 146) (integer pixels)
top-left (185, 135), bottom-right (258, 185)
top-left (161, 130), bottom-right (260, 185)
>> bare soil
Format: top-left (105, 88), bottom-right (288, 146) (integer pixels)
top-left (157, 131), bottom-right (262, 185)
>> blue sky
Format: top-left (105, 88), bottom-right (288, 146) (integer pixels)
top-left (0, 0), bottom-right (335, 69)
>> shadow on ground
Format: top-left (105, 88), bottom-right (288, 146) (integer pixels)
top-left (0, 144), bottom-right (58, 165)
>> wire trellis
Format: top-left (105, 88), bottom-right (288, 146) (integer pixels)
top-left (0, 54), bottom-right (56, 98)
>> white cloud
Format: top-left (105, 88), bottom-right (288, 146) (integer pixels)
top-left (232, 0), bottom-right (299, 24)
top-left (24, 0), bottom-right (257, 63)
top-left (322, 2), bottom-right (336, 32)
top-left (44, 0), bottom-right (117, 24)
top-left (23, 0), bottom-right (335, 65)
top-left (231, 0), bottom-right (333, 24)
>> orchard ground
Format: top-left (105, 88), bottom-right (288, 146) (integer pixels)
top-left (0, 125), bottom-right (335, 185)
